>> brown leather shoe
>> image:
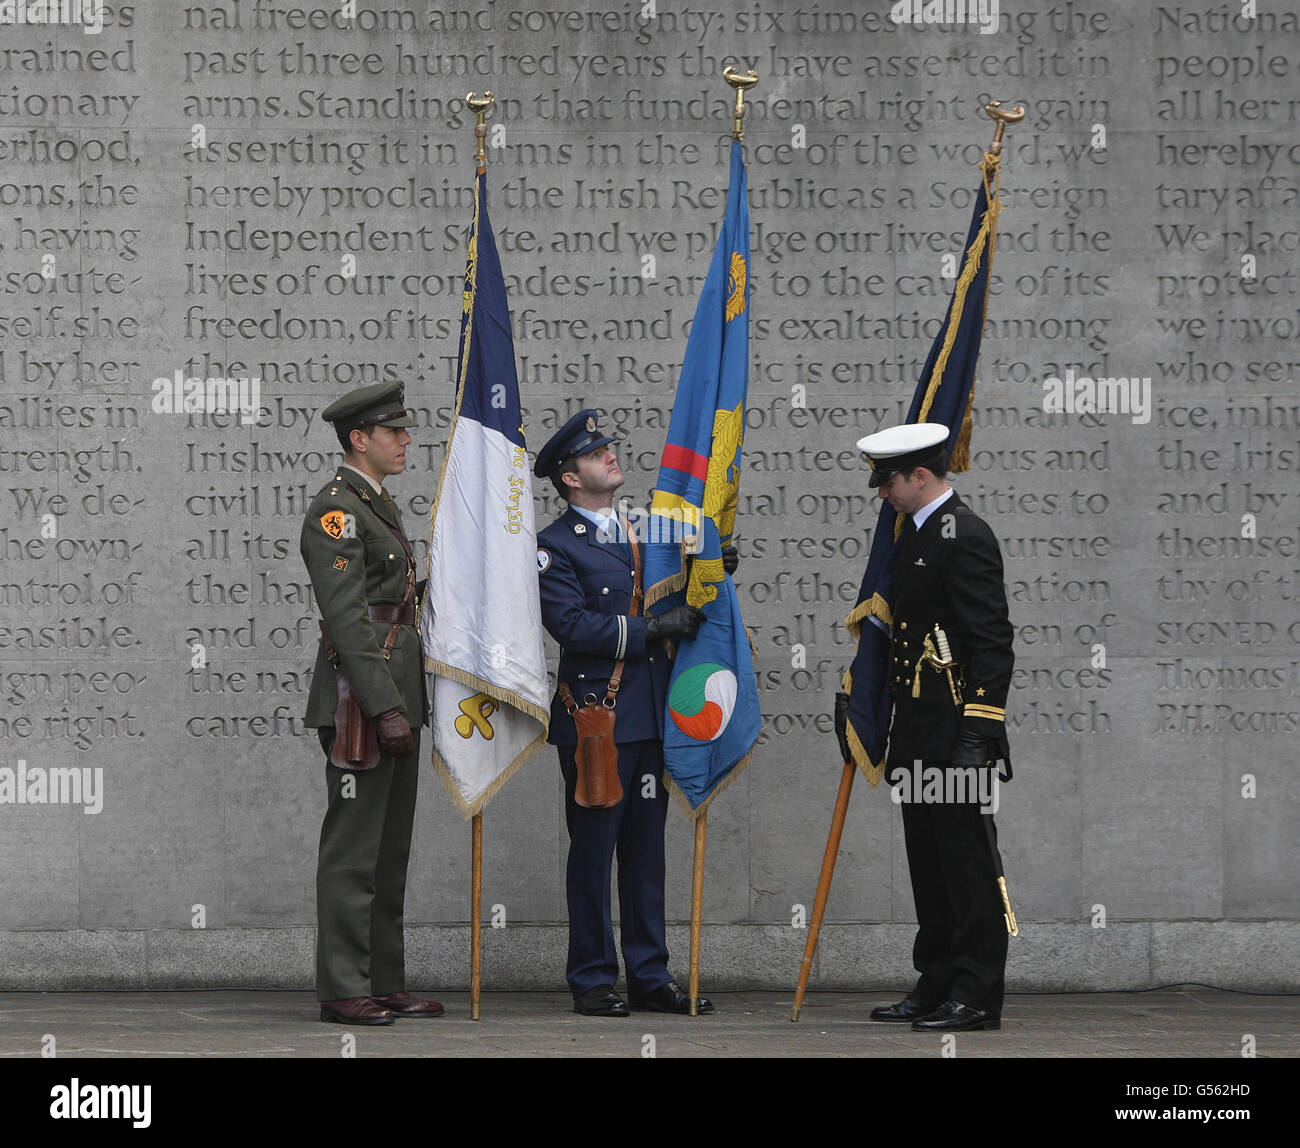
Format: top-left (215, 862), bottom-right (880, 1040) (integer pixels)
top-left (372, 991), bottom-right (445, 1018)
top-left (319, 997), bottom-right (395, 1026)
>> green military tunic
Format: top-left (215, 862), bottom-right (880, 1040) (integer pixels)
top-left (302, 469), bottom-right (426, 727)
top-left (300, 465), bottom-right (427, 1002)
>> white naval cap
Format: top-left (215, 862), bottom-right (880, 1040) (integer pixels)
top-left (856, 423), bottom-right (949, 487)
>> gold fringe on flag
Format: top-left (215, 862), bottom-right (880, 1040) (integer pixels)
top-left (949, 377), bottom-right (975, 473)
top-left (916, 151), bottom-right (1002, 439)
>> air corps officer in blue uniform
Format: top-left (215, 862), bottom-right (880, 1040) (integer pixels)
top-left (534, 409), bottom-right (725, 1017)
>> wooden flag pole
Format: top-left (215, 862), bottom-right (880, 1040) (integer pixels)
top-left (791, 759), bottom-right (856, 1021)
top-left (470, 810), bottom-right (483, 1021)
top-left (688, 809), bottom-right (708, 1017)
top-left (462, 90), bottom-right (496, 1026)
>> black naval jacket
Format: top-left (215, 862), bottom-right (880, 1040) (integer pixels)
top-left (886, 491), bottom-right (1014, 763)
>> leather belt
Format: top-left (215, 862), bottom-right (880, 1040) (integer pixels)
top-left (368, 604), bottom-right (416, 626)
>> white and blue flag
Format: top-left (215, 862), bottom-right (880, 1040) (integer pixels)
top-left (421, 163), bottom-right (549, 818)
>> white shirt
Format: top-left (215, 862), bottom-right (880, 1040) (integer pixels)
top-left (911, 487), bottom-right (954, 531)
top-left (341, 462), bottom-right (384, 496)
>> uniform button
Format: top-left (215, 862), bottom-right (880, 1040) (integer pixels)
top-left (601, 587), bottom-right (609, 595)
top-left (900, 622), bottom-right (907, 629)
top-left (389, 553), bottom-right (395, 559)
top-left (650, 657), bottom-right (656, 663)
top-left (578, 673), bottom-right (586, 679)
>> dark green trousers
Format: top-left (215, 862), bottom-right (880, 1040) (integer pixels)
top-left (315, 728), bottom-right (420, 1002)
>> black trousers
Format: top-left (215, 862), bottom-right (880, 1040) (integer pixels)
top-left (889, 758), bottom-right (1008, 1013)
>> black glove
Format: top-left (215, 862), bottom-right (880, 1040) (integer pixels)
top-left (833, 691), bottom-right (852, 763)
top-left (646, 606), bottom-right (706, 643)
top-left (952, 727), bottom-right (997, 771)
top-left (722, 545), bottom-right (739, 575)
top-left (375, 708), bottom-right (415, 758)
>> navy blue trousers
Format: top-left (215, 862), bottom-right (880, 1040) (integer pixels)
top-left (558, 740), bottom-right (672, 997)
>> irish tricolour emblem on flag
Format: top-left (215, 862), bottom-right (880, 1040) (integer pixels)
top-left (668, 663), bottom-right (738, 743)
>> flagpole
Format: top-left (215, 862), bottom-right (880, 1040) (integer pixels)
top-left (470, 810), bottom-right (483, 1020)
top-left (682, 65), bottom-right (760, 1020)
top-left (464, 89), bottom-right (495, 1024)
top-left (791, 757), bottom-right (855, 1021)
top-left (789, 100), bottom-right (1024, 1021)
top-left (688, 811), bottom-right (707, 1017)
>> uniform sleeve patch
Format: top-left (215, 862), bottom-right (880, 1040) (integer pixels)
top-left (537, 548), bottom-right (552, 573)
top-left (320, 510), bottom-right (346, 539)
top-left (333, 556), bottom-right (349, 572)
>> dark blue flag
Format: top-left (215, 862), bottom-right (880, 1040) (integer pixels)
top-left (843, 151), bottom-right (1006, 783)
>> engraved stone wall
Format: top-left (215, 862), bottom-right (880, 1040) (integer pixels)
top-left (0, 0), bottom-right (1295, 989)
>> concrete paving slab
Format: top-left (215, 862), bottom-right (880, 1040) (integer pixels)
top-left (0, 989), bottom-right (1294, 1059)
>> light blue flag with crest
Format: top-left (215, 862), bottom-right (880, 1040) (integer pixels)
top-left (642, 141), bottom-right (760, 818)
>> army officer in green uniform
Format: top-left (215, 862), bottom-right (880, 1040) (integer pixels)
top-left (300, 381), bottom-right (441, 1025)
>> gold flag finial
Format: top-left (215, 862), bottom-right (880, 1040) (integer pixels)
top-left (467, 91), bottom-right (495, 166)
top-left (983, 100), bottom-right (1026, 156)
top-left (723, 67), bottom-right (759, 141)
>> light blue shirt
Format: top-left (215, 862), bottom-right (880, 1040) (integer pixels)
top-left (911, 487), bottom-right (954, 531)
top-left (572, 504), bottom-right (631, 554)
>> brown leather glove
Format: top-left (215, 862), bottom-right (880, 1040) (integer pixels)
top-left (375, 708), bottom-right (415, 758)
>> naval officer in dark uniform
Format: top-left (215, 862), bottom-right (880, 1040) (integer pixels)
top-left (534, 409), bottom-right (723, 1017)
top-left (836, 423), bottom-right (1015, 1032)
top-left (300, 381), bottom-right (442, 1025)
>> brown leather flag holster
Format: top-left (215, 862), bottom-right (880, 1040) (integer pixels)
top-left (559, 523), bottom-right (642, 809)
top-left (321, 516), bottom-right (417, 771)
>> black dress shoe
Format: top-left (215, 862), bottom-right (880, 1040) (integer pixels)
top-left (318, 997), bottom-right (396, 1026)
top-left (910, 1000), bottom-right (1000, 1032)
top-left (629, 980), bottom-right (714, 1015)
top-left (869, 997), bottom-right (944, 1022)
top-left (573, 985), bottom-right (629, 1017)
